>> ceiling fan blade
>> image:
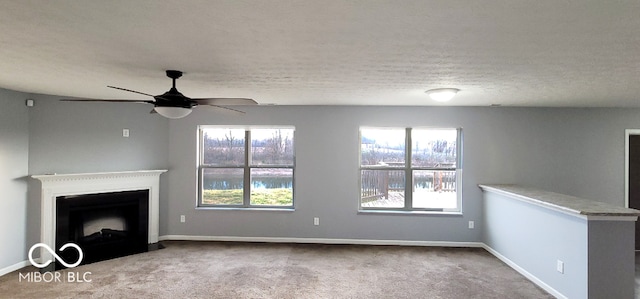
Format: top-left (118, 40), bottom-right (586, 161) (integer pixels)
top-left (196, 105), bottom-right (246, 115)
top-left (192, 98), bottom-right (258, 106)
top-left (107, 86), bottom-right (155, 97)
top-left (61, 99), bottom-right (154, 104)
top-left (61, 71), bottom-right (257, 120)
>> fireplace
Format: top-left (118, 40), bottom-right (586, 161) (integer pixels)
top-left (32, 170), bottom-right (166, 271)
top-left (55, 190), bottom-right (149, 269)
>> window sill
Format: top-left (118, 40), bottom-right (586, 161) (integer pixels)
top-left (196, 207), bottom-right (295, 212)
top-left (357, 209), bottom-right (462, 216)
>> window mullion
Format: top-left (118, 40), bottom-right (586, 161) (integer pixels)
top-left (405, 128), bottom-right (412, 210)
top-left (198, 129), bottom-right (204, 206)
top-left (243, 130), bottom-right (251, 207)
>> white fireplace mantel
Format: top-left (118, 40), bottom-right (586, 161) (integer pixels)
top-left (32, 170), bottom-right (166, 263)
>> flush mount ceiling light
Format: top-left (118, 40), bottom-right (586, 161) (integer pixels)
top-left (425, 88), bottom-right (460, 102)
top-left (153, 107), bottom-right (192, 119)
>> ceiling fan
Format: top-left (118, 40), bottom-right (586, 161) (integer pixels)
top-left (62, 70), bottom-right (258, 119)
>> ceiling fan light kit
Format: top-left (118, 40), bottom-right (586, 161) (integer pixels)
top-left (154, 107), bottom-right (192, 119)
top-left (61, 70), bottom-right (258, 119)
top-left (426, 88), bottom-right (460, 102)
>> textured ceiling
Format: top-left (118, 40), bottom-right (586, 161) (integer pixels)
top-left (0, 1), bottom-right (639, 107)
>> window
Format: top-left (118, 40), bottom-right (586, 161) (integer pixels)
top-left (360, 127), bottom-right (461, 212)
top-left (198, 127), bottom-right (295, 208)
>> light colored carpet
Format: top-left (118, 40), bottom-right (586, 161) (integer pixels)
top-left (0, 241), bottom-right (552, 298)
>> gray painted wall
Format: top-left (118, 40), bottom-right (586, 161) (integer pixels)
top-left (165, 106), bottom-right (640, 244)
top-left (483, 190), bottom-right (637, 298)
top-left (0, 89), bottom-right (29, 271)
top-left (26, 94), bottom-right (170, 247)
top-left (587, 220), bottom-right (635, 298)
top-left (6, 95), bottom-right (640, 272)
top-left (483, 190), bottom-right (588, 298)
top-left (167, 106), bottom-right (484, 241)
top-left (27, 95), bottom-right (169, 175)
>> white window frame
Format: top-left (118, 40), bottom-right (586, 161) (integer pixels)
top-left (197, 126), bottom-right (295, 209)
top-left (359, 127), bottom-right (462, 213)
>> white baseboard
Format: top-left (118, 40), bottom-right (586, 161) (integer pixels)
top-left (0, 260), bottom-right (31, 277)
top-left (159, 235), bottom-right (484, 248)
top-left (481, 244), bottom-right (566, 299)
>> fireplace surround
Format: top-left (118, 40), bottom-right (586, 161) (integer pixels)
top-left (32, 170), bottom-right (166, 270)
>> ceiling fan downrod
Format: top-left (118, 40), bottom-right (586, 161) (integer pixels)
top-left (165, 70), bottom-right (183, 89)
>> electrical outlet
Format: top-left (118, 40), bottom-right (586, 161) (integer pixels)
top-left (468, 221), bottom-right (474, 229)
top-left (180, 215), bottom-right (186, 223)
top-left (313, 217), bottom-right (319, 226)
top-left (122, 129), bottom-right (130, 138)
top-left (557, 260), bottom-right (564, 274)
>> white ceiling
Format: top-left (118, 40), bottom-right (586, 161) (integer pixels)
top-left (0, 1), bottom-right (639, 107)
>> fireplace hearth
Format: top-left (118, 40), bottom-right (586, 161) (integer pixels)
top-left (56, 190), bottom-right (149, 269)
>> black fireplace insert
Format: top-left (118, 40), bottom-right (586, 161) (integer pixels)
top-left (55, 189), bottom-right (149, 270)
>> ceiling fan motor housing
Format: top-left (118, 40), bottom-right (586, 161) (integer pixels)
top-left (154, 88), bottom-right (196, 108)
